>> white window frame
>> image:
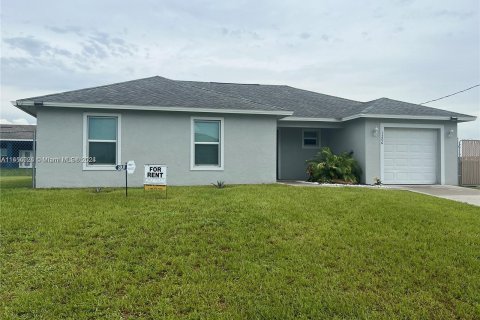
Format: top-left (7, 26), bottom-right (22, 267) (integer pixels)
top-left (19, 150), bottom-right (33, 168)
top-left (83, 112), bottom-right (121, 171)
top-left (302, 129), bottom-right (320, 149)
top-left (379, 123), bottom-right (445, 185)
top-left (190, 116), bottom-right (224, 171)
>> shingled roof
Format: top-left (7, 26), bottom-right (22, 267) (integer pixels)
top-left (0, 124), bottom-right (36, 140)
top-left (342, 97), bottom-right (473, 119)
top-left (16, 76), bottom-right (291, 116)
top-left (15, 76), bottom-right (475, 121)
top-left (181, 81), bottom-right (363, 119)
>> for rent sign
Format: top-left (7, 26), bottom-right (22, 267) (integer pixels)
top-left (144, 164), bottom-right (167, 186)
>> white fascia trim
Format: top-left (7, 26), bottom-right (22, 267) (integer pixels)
top-left (82, 112), bottom-right (122, 171)
top-left (190, 116), bottom-right (225, 171)
top-left (0, 139), bottom-right (34, 141)
top-left (12, 101), bottom-right (37, 117)
top-left (380, 123), bottom-right (445, 185)
top-left (19, 101), bottom-right (294, 116)
top-left (280, 116), bottom-right (341, 122)
top-left (342, 113), bottom-right (476, 122)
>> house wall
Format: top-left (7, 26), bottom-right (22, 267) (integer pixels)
top-left (323, 119), bottom-right (367, 183)
top-left (323, 118), bottom-right (458, 185)
top-left (36, 107), bottom-right (278, 187)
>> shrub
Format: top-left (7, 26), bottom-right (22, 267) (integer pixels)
top-left (212, 181), bottom-right (226, 188)
top-left (306, 147), bottom-right (362, 184)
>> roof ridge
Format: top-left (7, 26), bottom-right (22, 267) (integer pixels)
top-left (209, 82), bottom-right (260, 85)
top-left (284, 85), bottom-right (363, 104)
top-left (358, 98), bottom-right (384, 114)
top-left (179, 79), bottom-right (287, 87)
top-left (355, 97), bottom-right (473, 118)
top-left (177, 80), bottom-right (290, 112)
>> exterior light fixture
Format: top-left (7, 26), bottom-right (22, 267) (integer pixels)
top-left (373, 127), bottom-right (379, 137)
top-left (448, 129), bottom-right (455, 137)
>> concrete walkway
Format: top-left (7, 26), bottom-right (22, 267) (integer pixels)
top-left (278, 181), bottom-right (480, 207)
top-left (391, 185), bottom-right (480, 207)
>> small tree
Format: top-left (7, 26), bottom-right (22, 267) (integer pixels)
top-left (306, 147), bottom-right (362, 184)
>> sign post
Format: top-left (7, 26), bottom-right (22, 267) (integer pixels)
top-left (116, 160), bottom-right (136, 197)
top-left (144, 164), bottom-right (167, 198)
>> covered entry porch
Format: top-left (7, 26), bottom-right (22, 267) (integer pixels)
top-left (276, 121), bottom-right (348, 181)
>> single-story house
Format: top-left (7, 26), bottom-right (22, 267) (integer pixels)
top-left (0, 124), bottom-right (36, 169)
top-left (14, 76), bottom-right (475, 187)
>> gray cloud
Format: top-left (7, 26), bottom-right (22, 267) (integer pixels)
top-left (220, 27), bottom-right (262, 40)
top-left (82, 40), bottom-right (109, 59)
top-left (299, 32), bottom-right (310, 40)
top-left (434, 9), bottom-right (475, 19)
top-left (1, 57), bottom-right (35, 68)
top-left (3, 36), bottom-right (46, 56)
top-left (3, 36), bottom-right (73, 58)
top-left (81, 31), bottom-right (136, 59)
top-left (1, 0), bottom-right (479, 138)
top-left (46, 25), bottom-right (83, 36)
top-left (3, 29), bottom-right (137, 71)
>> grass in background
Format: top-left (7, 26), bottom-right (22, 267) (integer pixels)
top-left (1, 185), bottom-right (479, 319)
top-left (0, 169), bottom-right (32, 188)
top-left (0, 168), bottom-right (32, 176)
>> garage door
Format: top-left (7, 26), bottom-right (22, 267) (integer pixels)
top-left (383, 128), bottom-right (438, 184)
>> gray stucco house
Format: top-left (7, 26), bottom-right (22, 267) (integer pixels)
top-left (14, 76), bottom-right (475, 187)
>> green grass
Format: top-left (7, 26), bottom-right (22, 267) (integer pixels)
top-left (1, 184), bottom-right (479, 319)
top-left (0, 168), bottom-right (33, 177)
top-left (0, 169), bottom-right (33, 188)
top-left (0, 176), bottom-right (32, 188)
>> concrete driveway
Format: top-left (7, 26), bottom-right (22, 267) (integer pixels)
top-left (392, 185), bottom-right (480, 206)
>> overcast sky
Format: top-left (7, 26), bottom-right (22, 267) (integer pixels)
top-left (1, 0), bottom-right (479, 138)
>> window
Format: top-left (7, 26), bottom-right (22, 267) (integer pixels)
top-left (1, 147), bottom-right (8, 164)
top-left (83, 113), bottom-right (121, 170)
top-left (302, 129), bottom-right (319, 148)
top-left (19, 150), bottom-right (33, 168)
top-left (191, 117), bottom-right (224, 170)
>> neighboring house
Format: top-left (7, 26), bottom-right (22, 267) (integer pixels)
top-left (0, 124), bottom-right (36, 169)
top-left (14, 76), bottom-right (475, 187)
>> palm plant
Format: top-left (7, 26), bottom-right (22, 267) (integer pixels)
top-left (306, 147), bottom-right (362, 184)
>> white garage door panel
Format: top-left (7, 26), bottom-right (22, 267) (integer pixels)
top-left (383, 128), bottom-right (438, 184)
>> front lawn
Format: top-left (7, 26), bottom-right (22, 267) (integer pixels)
top-left (1, 185), bottom-right (479, 319)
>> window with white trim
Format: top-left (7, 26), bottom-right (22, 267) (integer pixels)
top-left (84, 114), bottom-right (120, 169)
top-left (19, 150), bottom-right (33, 168)
top-left (302, 129), bottom-right (319, 148)
top-left (191, 118), bottom-right (224, 170)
